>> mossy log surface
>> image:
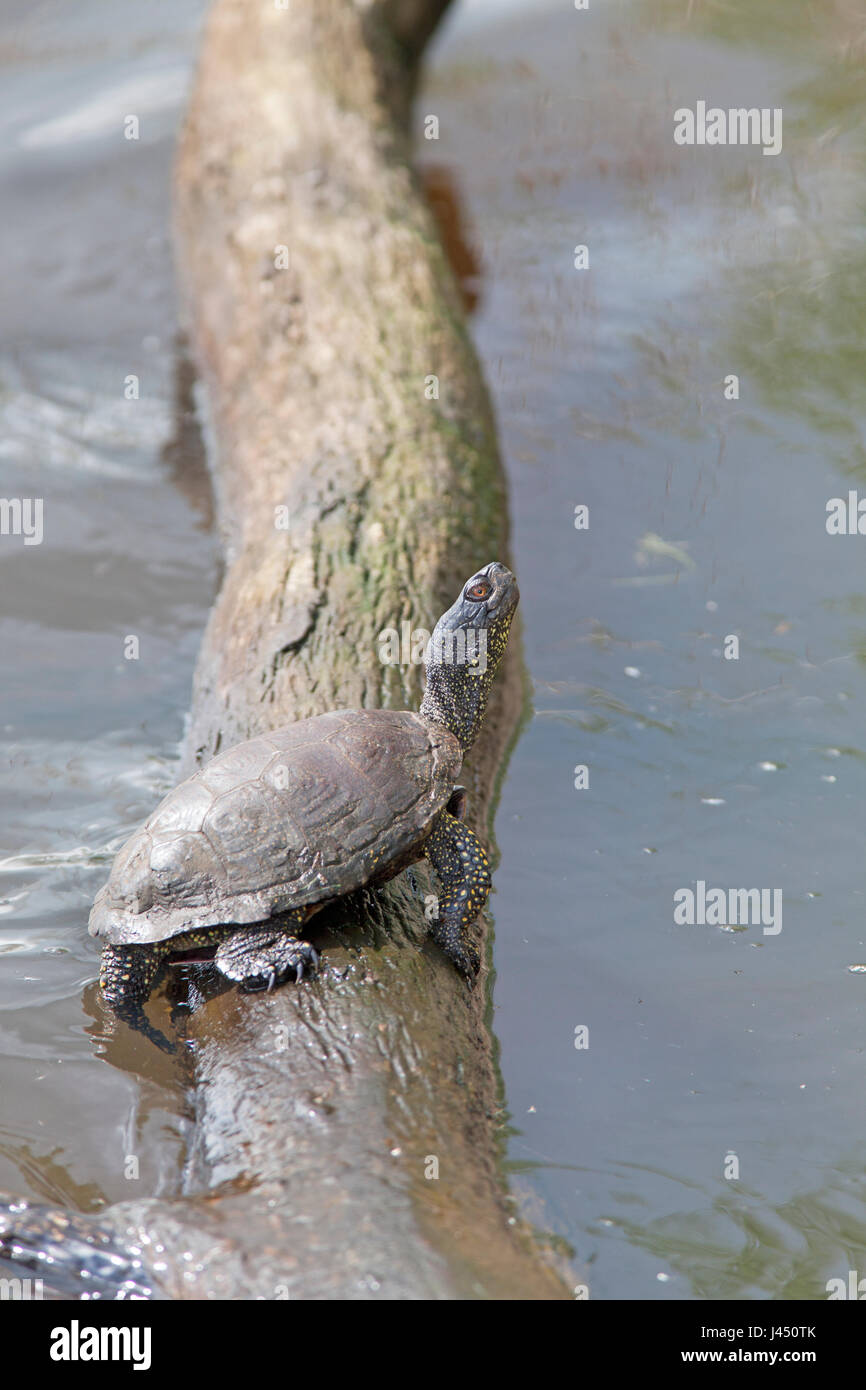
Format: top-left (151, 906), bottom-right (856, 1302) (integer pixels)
top-left (0, 0), bottom-right (571, 1300)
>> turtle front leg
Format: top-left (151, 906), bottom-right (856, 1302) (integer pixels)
top-left (424, 810), bottom-right (491, 979)
top-left (214, 913), bottom-right (319, 992)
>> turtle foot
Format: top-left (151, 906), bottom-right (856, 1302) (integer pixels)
top-left (448, 941), bottom-right (480, 981)
top-left (214, 929), bottom-right (319, 992)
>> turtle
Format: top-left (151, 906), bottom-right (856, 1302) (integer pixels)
top-left (90, 562), bottom-right (519, 1039)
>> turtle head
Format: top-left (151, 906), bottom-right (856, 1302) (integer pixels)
top-left (420, 561), bottom-right (519, 751)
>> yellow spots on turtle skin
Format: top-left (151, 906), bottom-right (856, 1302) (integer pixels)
top-left (425, 809), bottom-right (491, 976)
top-left (420, 602), bottom-right (515, 753)
top-left (101, 911), bottom-right (318, 1007)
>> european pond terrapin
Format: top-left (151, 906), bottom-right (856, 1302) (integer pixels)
top-left (90, 562), bottom-right (519, 1038)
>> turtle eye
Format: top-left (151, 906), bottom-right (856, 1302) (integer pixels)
top-left (465, 579), bottom-right (491, 601)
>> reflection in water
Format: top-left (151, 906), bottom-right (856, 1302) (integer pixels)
top-left (617, 1158), bottom-right (866, 1300)
top-left (160, 347), bottom-right (215, 533)
top-left (421, 164), bottom-right (484, 313)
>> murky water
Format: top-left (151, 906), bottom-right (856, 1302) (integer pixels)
top-left (2, 0), bottom-right (865, 1298)
top-left (0, 0), bottom-right (214, 1209)
top-left (420, 0), bottom-right (866, 1299)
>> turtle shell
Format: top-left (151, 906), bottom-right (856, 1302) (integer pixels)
top-left (89, 710), bottom-right (462, 946)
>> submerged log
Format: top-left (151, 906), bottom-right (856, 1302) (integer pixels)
top-left (0, 0), bottom-right (570, 1299)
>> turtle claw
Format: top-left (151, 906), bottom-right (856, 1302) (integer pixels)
top-left (291, 946), bottom-right (321, 986)
top-left (454, 944), bottom-right (480, 981)
top-left (433, 935), bottom-right (480, 981)
top-left (215, 929), bottom-right (320, 993)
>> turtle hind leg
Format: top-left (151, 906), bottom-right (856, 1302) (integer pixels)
top-left (424, 809), bottom-right (491, 979)
top-left (214, 911), bottom-right (319, 992)
top-left (98, 942), bottom-right (175, 1054)
top-left (99, 940), bottom-right (166, 1005)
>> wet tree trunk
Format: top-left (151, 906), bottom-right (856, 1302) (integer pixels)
top-left (0, 0), bottom-right (571, 1299)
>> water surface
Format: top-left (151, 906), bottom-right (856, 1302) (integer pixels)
top-left (1, 0), bottom-right (865, 1300)
top-left (421, 0), bottom-right (866, 1299)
